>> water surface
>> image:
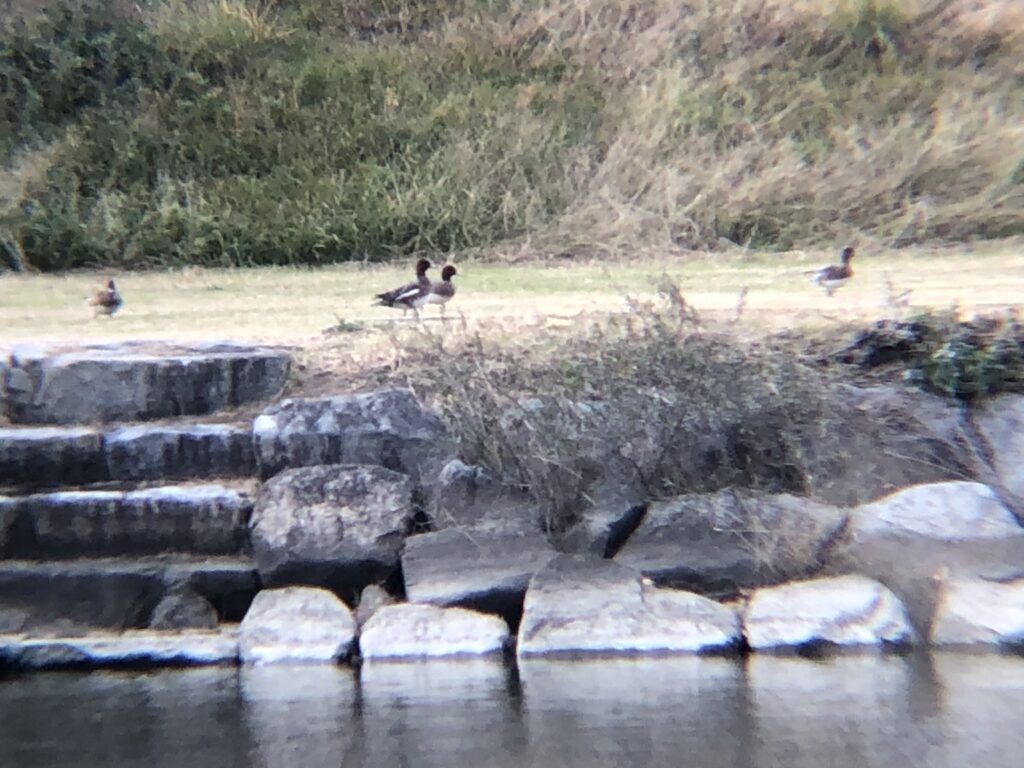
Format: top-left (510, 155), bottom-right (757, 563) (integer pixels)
top-left (2, 652), bottom-right (1023, 768)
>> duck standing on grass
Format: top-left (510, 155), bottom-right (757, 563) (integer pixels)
top-left (814, 246), bottom-right (855, 297)
top-left (373, 258), bottom-right (432, 317)
top-left (87, 278), bottom-right (123, 317)
top-left (427, 265), bottom-right (457, 318)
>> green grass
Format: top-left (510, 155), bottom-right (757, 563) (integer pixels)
top-left (2, 0), bottom-right (1023, 271)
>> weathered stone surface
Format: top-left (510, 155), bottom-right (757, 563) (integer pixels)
top-left (2, 485), bottom-right (251, 559)
top-left (0, 427), bottom-right (107, 489)
top-left (251, 464), bottom-right (414, 593)
top-left (0, 556), bottom-right (257, 633)
top-left (517, 555), bottom-right (741, 657)
top-left (253, 388), bottom-right (452, 481)
top-left (0, 630), bottom-right (239, 669)
top-left (428, 459), bottom-right (540, 534)
top-left (359, 603), bottom-right (509, 659)
top-left (930, 575), bottom-right (1024, 648)
top-left (614, 490), bottom-right (848, 597)
top-left (3, 342), bottom-right (290, 425)
top-left (972, 394), bottom-right (1024, 505)
top-left (743, 574), bottom-right (914, 650)
top-left (105, 424), bottom-right (255, 482)
top-left (549, 461), bottom-right (648, 557)
top-left (402, 528), bottom-right (558, 618)
top-left (148, 587), bottom-right (220, 630)
top-left (239, 587), bottom-right (356, 664)
top-left (0, 494), bottom-right (16, 553)
top-left (355, 584), bottom-right (395, 627)
top-left (851, 481), bottom-right (1022, 541)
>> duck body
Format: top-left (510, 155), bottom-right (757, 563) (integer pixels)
top-left (88, 279), bottom-right (123, 316)
top-left (426, 265), bottom-right (457, 310)
top-left (814, 247), bottom-right (855, 297)
top-left (374, 258), bottom-right (432, 314)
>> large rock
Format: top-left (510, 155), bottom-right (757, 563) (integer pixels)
top-left (1, 485), bottom-right (252, 559)
top-left (614, 490), bottom-right (848, 597)
top-left (253, 389), bottom-right (452, 481)
top-left (401, 528), bottom-right (558, 620)
top-left (0, 556), bottom-right (258, 634)
top-left (930, 574), bottom-right (1024, 648)
top-left (250, 464), bottom-right (414, 594)
top-left (517, 555), bottom-right (741, 657)
top-left (359, 603), bottom-right (509, 659)
top-left (2, 342), bottom-right (290, 425)
top-left (239, 587), bottom-right (356, 664)
top-left (0, 630), bottom-right (239, 670)
top-left (743, 574), bottom-right (915, 651)
top-left (105, 424), bottom-right (255, 482)
top-left (971, 394), bottom-right (1024, 511)
top-left (428, 459), bottom-right (540, 534)
top-left (850, 481), bottom-right (1022, 541)
top-left (148, 587), bottom-right (220, 630)
top-left (0, 427), bottom-right (107, 489)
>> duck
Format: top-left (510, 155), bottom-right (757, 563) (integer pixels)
top-left (427, 265), bottom-right (457, 317)
top-left (814, 246), bottom-right (855, 297)
top-left (87, 278), bottom-right (123, 317)
top-left (373, 258), bottom-right (432, 317)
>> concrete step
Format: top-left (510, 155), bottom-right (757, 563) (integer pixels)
top-left (1, 340), bottom-right (290, 425)
top-left (0, 556), bottom-right (258, 634)
top-left (0, 484), bottom-right (252, 559)
top-left (0, 423), bottom-right (256, 491)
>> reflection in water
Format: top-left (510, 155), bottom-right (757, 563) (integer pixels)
top-left (2, 653), bottom-right (1024, 768)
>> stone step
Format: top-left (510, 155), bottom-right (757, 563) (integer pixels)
top-left (0, 556), bottom-right (258, 634)
top-left (1, 341), bottom-right (290, 425)
top-left (0, 423), bottom-right (256, 491)
top-left (0, 484), bottom-right (252, 559)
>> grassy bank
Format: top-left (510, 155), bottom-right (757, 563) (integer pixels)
top-left (2, 0), bottom-right (1023, 271)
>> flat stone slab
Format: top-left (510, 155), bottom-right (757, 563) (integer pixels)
top-left (1, 485), bottom-right (252, 559)
top-left (402, 528), bottom-right (558, 617)
top-left (517, 555), bottom-right (741, 657)
top-left (359, 603), bottom-right (509, 660)
top-left (851, 481), bottom-right (1021, 542)
top-left (2, 341), bottom-right (290, 425)
top-left (930, 575), bottom-right (1024, 648)
top-left (0, 556), bottom-right (258, 633)
top-left (743, 574), bottom-right (915, 651)
top-left (1, 423), bottom-right (256, 490)
top-left (0, 630), bottom-right (239, 669)
top-left (253, 388), bottom-right (452, 481)
top-left (240, 587), bottom-right (356, 664)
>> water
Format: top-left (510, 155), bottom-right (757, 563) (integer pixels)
top-left (2, 652), bottom-right (1023, 768)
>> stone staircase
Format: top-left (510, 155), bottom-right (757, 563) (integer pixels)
top-left (0, 342), bottom-right (290, 655)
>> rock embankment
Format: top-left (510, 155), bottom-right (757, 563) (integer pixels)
top-left (2, 341), bottom-right (1023, 669)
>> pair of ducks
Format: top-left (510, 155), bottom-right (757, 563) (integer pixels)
top-left (374, 258), bottom-right (457, 317)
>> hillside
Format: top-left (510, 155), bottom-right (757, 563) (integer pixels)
top-left (1, 0), bottom-right (1023, 271)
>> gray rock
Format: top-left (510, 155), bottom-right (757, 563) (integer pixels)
top-left (971, 394), bottom-right (1024, 509)
top-left (359, 603), bottom-right (509, 660)
top-left (251, 464), bottom-right (414, 594)
top-left (0, 630), bottom-right (239, 669)
top-left (743, 574), bottom-right (915, 651)
top-left (239, 587), bottom-right (356, 664)
top-left (105, 424), bottom-right (255, 482)
top-left (851, 481), bottom-right (1021, 541)
top-left (3, 485), bottom-right (252, 559)
top-left (3, 342), bottom-right (290, 425)
top-left (148, 587), bottom-right (220, 630)
top-left (355, 584), bottom-right (395, 627)
top-left (0, 494), bottom-right (16, 553)
top-left (0, 556), bottom-right (257, 633)
top-left (517, 555), bottom-right (741, 657)
top-left (252, 388), bottom-right (452, 481)
top-left (429, 459), bottom-right (540, 534)
top-left (0, 427), bottom-right (107, 489)
top-left (930, 574), bottom-right (1024, 648)
top-left (614, 490), bottom-right (848, 597)
top-left (401, 528), bottom-right (558, 617)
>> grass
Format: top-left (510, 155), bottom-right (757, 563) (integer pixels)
top-left (2, 0), bottom-right (1023, 270)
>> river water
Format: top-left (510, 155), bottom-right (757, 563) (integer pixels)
top-left (2, 652), bottom-right (1023, 768)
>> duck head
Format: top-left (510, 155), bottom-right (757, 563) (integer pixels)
top-left (441, 265), bottom-right (457, 281)
top-left (415, 258), bottom-right (432, 277)
top-left (840, 247), bottom-right (855, 263)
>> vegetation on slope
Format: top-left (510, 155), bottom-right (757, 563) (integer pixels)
top-left (1, 0), bottom-right (1022, 270)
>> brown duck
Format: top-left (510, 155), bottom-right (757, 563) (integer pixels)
top-left (88, 279), bottom-right (124, 317)
top-left (814, 247), bottom-right (855, 297)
